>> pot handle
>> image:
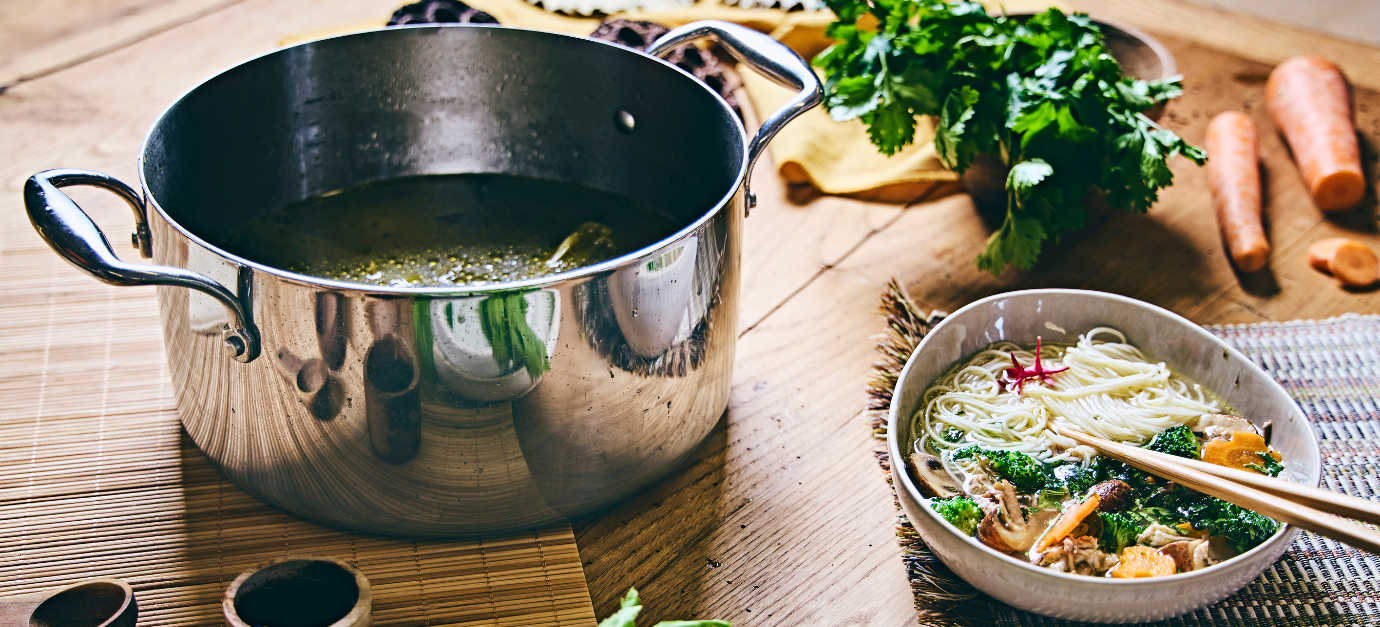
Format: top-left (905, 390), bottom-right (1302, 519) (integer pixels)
top-left (648, 20), bottom-right (822, 210)
top-left (23, 169), bottom-right (261, 363)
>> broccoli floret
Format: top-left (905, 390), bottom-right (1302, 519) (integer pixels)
top-left (1052, 462), bottom-right (1098, 494)
top-left (931, 497), bottom-right (983, 535)
top-left (1245, 451), bottom-right (1286, 477)
top-left (952, 447), bottom-right (1053, 493)
top-left (1147, 425), bottom-right (1200, 459)
top-left (1099, 512), bottom-right (1146, 553)
top-left (941, 427), bottom-right (966, 444)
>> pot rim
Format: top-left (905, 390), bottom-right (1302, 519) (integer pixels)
top-left (137, 23), bottom-right (749, 295)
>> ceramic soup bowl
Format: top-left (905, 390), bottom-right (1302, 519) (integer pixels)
top-left (887, 289), bottom-right (1319, 623)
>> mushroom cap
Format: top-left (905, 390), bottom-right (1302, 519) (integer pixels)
top-left (907, 452), bottom-right (961, 499)
top-left (1092, 480), bottom-right (1134, 512)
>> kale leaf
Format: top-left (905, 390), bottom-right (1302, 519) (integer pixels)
top-left (1091, 456), bottom-right (1159, 499)
top-left (1099, 512), bottom-right (1146, 553)
top-left (1147, 424), bottom-right (1200, 459)
top-left (816, 0), bottom-right (1204, 273)
top-left (1142, 485), bottom-right (1279, 553)
top-left (1181, 498), bottom-right (1279, 553)
top-left (931, 496), bottom-right (984, 535)
top-left (1051, 462), bottom-right (1098, 494)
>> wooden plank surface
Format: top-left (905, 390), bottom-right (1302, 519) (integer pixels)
top-left (4, 1), bottom-right (1380, 626)
top-left (572, 22), bottom-right (1380, 627)
top-left (0, 0), bottom-right (245, 89)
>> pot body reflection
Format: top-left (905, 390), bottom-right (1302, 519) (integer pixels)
top-left (155, 194), bottom-right (738, 535)
top-left (24, 23), bottom-right (818, 536)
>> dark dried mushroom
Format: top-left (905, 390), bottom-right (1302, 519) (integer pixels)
top-left (907, 452), bottom-right (960, 499)
top-left (388, 0), bottom-right (499, 26)
top-left (588, 19), bottom-right (742, 119)
top-left (1091, 479), bottom-right (1133, 513)
top-left (1157, 540), bottom-right (1195, 572)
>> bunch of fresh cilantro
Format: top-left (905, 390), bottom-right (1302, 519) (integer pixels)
top-left (816, 0), bottom-right (1205, 273)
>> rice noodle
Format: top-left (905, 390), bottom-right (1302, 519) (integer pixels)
top-left (910, 327), bottom-right (1221, 495)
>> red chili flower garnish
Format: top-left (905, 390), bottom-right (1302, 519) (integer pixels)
top-left (1004, 337), bottom-right (1069, 393)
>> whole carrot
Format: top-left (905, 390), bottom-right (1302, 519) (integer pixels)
top-left (1266, 56), bottom-right (1366, 211)
top-left (1206, 111), bottom-right (1269, 273)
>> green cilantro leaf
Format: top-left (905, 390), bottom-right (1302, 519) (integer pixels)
top-left (977, 211), bottom-right (1046, 273)
top-left (1007, 159), bottom-right (1053, 191)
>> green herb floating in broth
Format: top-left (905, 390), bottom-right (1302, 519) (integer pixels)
top-left (218, 174), bottom-right (681, 287)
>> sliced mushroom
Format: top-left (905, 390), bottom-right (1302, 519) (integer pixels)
top-left (1091, 479), bottom-right (1133, 512)
top-left (1157, 541), bottom-right (1194, 572)
top-left (908, 452), bottom-right (961, 499)
top-left (976, 481), bottom-right (1054, 553)
top-left (1192, 413), bottom-right (1256, 440)
top-left (977, 481), bottom-right (1027, 553)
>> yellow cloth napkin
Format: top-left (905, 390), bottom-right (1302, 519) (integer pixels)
top-left (281, 0), bottom-right (1062, 200)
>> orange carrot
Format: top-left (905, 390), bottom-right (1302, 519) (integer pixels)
top-left (1266, 56), bottom-right (1366, 211)
top-left (1111, 546), bottom-right (1177, 578)
top-left (1308, 237), bottom-right (1380, 287)
top-left (1033, 494), bottom-right (1100, 553)
top-left (1206, 111), bottom-right (1269, 272)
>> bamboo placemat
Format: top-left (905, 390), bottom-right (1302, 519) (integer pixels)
top-left (0, 238), bottom-right (598, 626)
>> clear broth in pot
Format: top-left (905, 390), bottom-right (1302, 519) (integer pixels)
top-left (218, 174), bottom-right (682, 287)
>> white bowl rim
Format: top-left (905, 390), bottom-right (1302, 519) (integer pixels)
top-left (885, 288), bottom-right (1320, 587)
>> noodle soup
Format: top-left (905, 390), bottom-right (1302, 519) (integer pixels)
top-left (908, 328), bottom-right (1283, 578)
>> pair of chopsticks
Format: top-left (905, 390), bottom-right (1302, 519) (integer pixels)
top-left (1050, 424), bottom-right (1380, 555)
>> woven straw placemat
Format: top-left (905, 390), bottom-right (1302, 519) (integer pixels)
top-left (0, 242), bottom-right (597, 626)
top-left (867, 282), bottom-right (1380, 627)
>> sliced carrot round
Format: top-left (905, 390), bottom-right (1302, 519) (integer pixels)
top-left (1330, 240), bottom-right (1380, 287)
top-left (1111, 546), bottom-right (1177, 578)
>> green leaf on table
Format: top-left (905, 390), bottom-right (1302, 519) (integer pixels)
top-left (598, 588), bottom-right (643, 627)
top-left (598, 587), bottom-right (732, 627)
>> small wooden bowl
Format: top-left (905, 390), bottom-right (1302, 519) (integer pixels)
top-left (224, 556), bottom-right (372, 627)
top-left (0, 578), bottom-right (136, 627)
top-left (960, 17), bottom-right (1178, 212)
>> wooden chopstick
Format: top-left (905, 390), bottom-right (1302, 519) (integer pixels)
top-left (1049, 424), bottom-right (1380, 555)
top-left (1132, 445), bottom-right (1380, 526)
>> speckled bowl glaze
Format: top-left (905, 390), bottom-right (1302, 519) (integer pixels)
top-left (887, 289), bottom-right (1320, 624)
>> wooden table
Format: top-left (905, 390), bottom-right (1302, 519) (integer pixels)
top-left (4, 0), bottom-right (1380, 625)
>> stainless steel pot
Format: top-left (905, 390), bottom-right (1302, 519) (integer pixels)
top-left (24, 22), bottom-right (820, 536)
